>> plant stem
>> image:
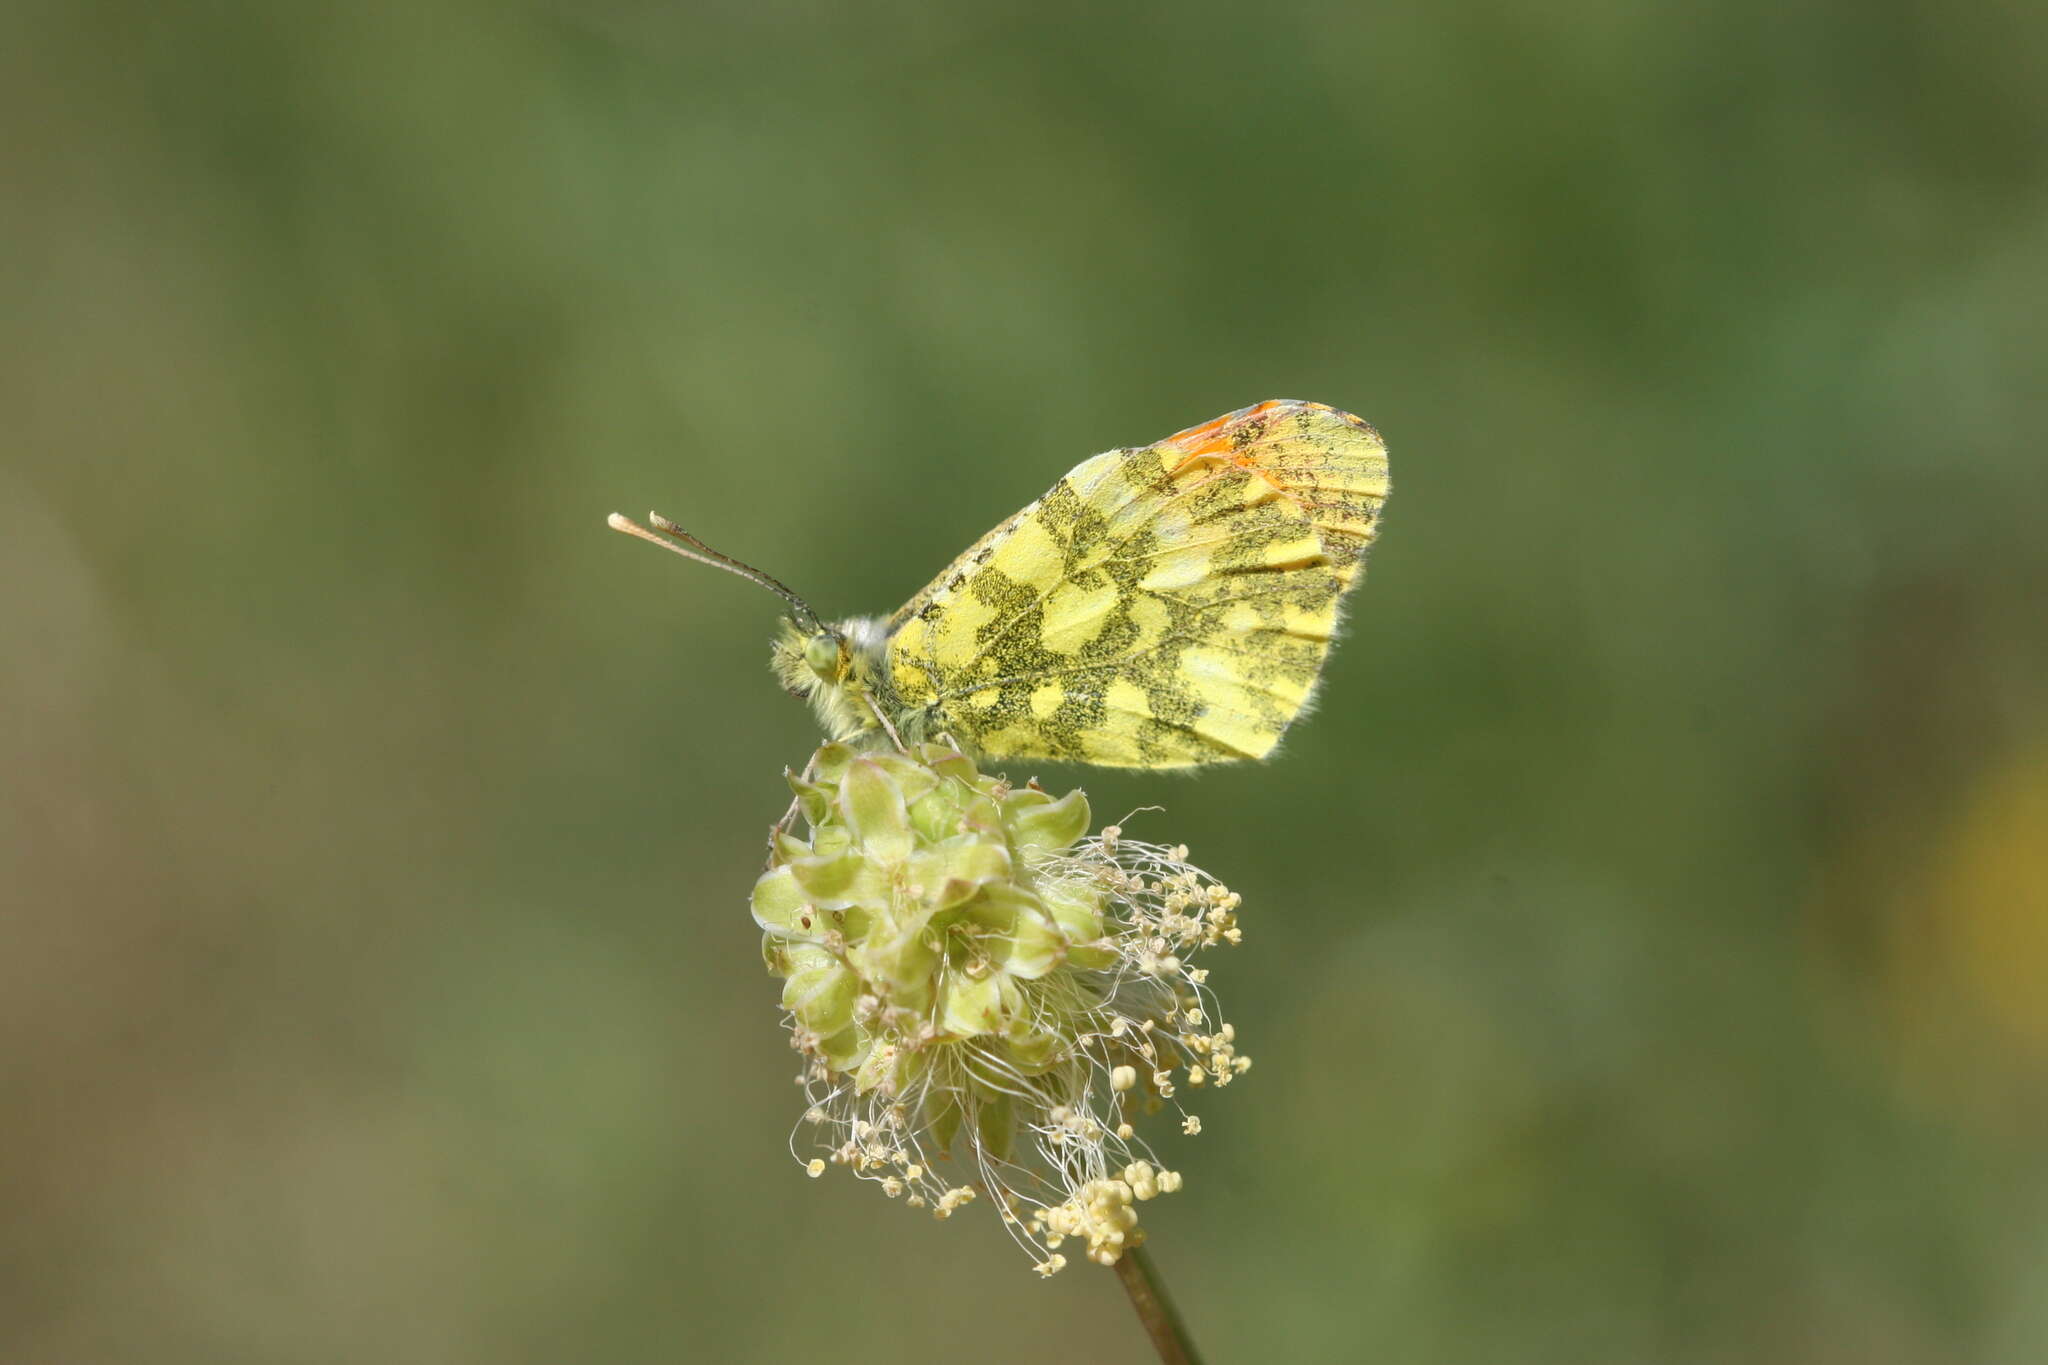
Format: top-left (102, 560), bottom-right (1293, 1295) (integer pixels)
top-left (1113, 1244), bottom-right (1204, 1365)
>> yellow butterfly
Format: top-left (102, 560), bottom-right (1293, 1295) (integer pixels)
top-left (610, 400), bottom-right (1388, 768)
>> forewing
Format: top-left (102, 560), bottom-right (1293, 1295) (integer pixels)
top-left (885, 400), bottom-right (1389, 768)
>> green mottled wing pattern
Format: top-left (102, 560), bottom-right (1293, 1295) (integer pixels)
top-left (882, 400), bottom-right (1388, 768)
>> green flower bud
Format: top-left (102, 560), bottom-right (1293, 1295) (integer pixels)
top-left (1003, 787), bottom-right (1091, 853)
top-left (779, 943), bottom-right (857, 1038)
top-left (755, 741), bottom-right (1250, 1274)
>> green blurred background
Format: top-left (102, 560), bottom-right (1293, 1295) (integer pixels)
top-left (6, 1), bottom-right (2047, 1360)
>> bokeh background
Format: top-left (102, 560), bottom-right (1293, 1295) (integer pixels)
top-left (7, 1), bottom-right (2047, 1360)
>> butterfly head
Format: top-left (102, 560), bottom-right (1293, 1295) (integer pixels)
top-left (799, 628), bottom-right (851, 686)
top-left (771, 615), bottom-right (893, 742)
top-left (772, 619), bottom-right (848, 695)
top-left (608, 509), bottom-right (876, 740)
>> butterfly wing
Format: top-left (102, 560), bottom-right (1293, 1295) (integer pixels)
top-left (884, 400), bottom-right (1389, 768)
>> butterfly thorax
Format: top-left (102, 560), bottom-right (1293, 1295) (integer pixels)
top-left (772, 615), bottom-right (923, 748)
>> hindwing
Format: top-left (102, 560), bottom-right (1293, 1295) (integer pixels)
top-left (883, 400), bottom-right (1389, 768)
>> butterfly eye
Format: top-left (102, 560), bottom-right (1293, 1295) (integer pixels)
top-left (802, 631), bottom-right (847, 683)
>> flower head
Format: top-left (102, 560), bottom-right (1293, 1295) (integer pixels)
top-left (752, 740), bottom-right (1250, 1273)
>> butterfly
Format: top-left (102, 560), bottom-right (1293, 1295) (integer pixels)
top-left (610, 399), bottom-right (1389, 768)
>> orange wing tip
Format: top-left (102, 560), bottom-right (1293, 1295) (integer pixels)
top-left (1163, 400), bottom-right (1287, 455)
top-left (1160, 399), bottom-right (1374, 456)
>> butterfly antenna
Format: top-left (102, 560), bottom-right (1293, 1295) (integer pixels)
top-left (606, 511), bottom-right (822, 632)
